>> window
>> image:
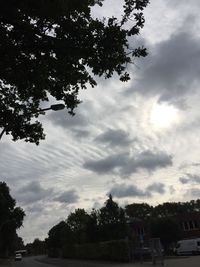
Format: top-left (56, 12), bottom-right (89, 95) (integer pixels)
top-left (182, 220), bottom-right (199, 231)
top-left (183, 221), bottom-right (189, 231)
top-left (193, 220), bottom-right (198, 228)
top-left (189, 221), bottom-right (194, 229)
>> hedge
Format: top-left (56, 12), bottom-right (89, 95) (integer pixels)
top-left (62, 239), bottom-right (130, 262)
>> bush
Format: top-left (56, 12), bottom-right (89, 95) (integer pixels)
top-left (48, 248), bottom-right (61, 258)
top-left (62, 239), bottom-right (129, 262)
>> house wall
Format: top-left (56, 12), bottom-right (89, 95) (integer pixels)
top-left (175, 212), bottom-right (200, 239)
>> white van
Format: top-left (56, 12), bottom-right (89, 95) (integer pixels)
top-left (175, 238), bottom-right (200, 255)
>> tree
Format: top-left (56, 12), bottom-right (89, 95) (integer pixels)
top-left (67, 208), bottom-right (90, 244)
top-left (0, 0), bottom-right (149, 144)
top-left (13, 234), bottom-right (25, 251)
top-left (0, 181), bottom-right (25, 257)
top-left (153, 202), bottom-right (192, 218)
top-left (150, 217), bottom-right (182, 251)
top-left (125, 203), bottom-right (153, 220)
top-left (48, 221), bottom-right (73, 248)
top-left (98, 195), bottom-right (127, 241)
top-left (85, 209), bottom-right (99, 243)
top-left (26, 238), bottom-right (47, 255)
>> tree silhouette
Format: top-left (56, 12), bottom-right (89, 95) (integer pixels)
top-left (0, 182), bottom-right (25, 257)
top-left (0, 0), bottom-right (149, 144)
top-left (98, 195), bottom-right (127, 241)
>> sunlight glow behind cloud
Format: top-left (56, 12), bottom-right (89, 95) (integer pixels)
top-left (150, 102), bottom-right (179, 129)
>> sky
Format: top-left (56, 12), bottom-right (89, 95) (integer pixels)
top-left (1, 0), bottom-right (200, 243)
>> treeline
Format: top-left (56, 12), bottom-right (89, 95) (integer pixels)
top-left (47, 195), bottom-right (200, 259)
top-left (47, 195), bottom-right (127, 257)
top-left (26, 238), bottom-right (47, 255)
top-left (125, 199), bottom-right (200, 219)
top-left (0, 182), bottom-right (25, 258)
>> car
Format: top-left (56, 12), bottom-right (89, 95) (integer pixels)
top-left (15, 253), bottom-right (22, 261)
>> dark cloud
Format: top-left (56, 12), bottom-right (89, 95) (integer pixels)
top-left (16, 181), bottom-right (53, 204)
top-left (83, 153), bottom-right (127, 174)
top-left (49, 110), bottom-right (89, 129)
top-left (109, 182), bottom-right (165, 198)
top-left (122, 151), bottom-right (173, 176)
top-left (48, 100), bottom-right (95, 134)
top-left (179, 177), bottom-right (188, 184)
top-left (109, 183), bottom-right (150, 198)
top-left (84, 150), bottom-right (172, 176)
top-left (126, 29), bottom-right (200, 105)
top-left (179, 174), bottom-right (200, 184)
top-left (146, 182), bottom-right (165, 194)
top-left (74, 129), bottom-right (90, 138)
top-left (54, 189), bottom-right (79, 204)
top-left (95, 128), bottom-right (133, 147)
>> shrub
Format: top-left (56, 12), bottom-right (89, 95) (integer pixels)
top-left (62, 239), bottom-right (129, 262)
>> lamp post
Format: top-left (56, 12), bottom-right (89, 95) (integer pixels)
top-left (0, 103), bottom-right (65, 141)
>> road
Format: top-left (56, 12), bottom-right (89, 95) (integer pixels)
top-left (10, 255), bottom-right (200, 267)
top-left (12, 256), bottom-right (58, 267)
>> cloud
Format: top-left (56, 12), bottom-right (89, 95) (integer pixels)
top-left (73, 129), bottom-right (90, 138)
top-left (165, 0), bottom-right (200, 7)
top-left (122, 151), bottom-right (173, 176)
top-left (16, 181), bottom-right (54, 205)
top-left (109, 182), bottom-right (166, 198)
top-left (126, 29), bottom-right (200, 105)
top-left (109, 183), bottom-right (150, 198)
top-left (95, 128), bottom-right (133, 147)
top-left (54, 189), bottom-right (79, 204)
top-left (26, 203), bottom-right (45, 214)
top-left (84, 150), bottom-right (172, 176)
top-left (146, 182), bottom-right (165, 194)
top-left (49, 110), bottom-right (89, 129)
top-left (179, 174), bottom-right (200, 184)
top-left (83, 152), bottom-right (127, 174)
top-left (186, 188), bottom-right (200, 198)
top-left (169, 185), bottom-right (176, 194)
top-left (48, 100), bottom-right (96, 134)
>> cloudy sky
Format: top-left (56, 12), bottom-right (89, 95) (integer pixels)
top-left (1, 0), bottom-right (200, 243)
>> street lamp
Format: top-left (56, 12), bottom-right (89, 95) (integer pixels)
top-left (37, 104), bottom-right (65, 112)
top-left (0, 103), bottom-right (65, 140)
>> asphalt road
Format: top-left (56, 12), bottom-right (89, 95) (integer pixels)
top-left (12, 256), bottom-right (58, 267)
top-left (10, 255), bottom-right (200, 267)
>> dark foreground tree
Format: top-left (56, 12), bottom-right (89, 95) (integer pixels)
top-left (26, 238), bottom-right (47, 255)
top-left (0, 0), bottom-right (149, 144)
top-left (125, 203), bottom-right (153, 220)
top-left (98, 195), bottom-right (127, 241)
top-left (67, 208), bottom-right (90, 244)
top-left (150, 217), bottom-right (182, 251)
top-left (0, 181), bottom-right (25, 257)
top-left (47, 221), bottom-right (74, 257)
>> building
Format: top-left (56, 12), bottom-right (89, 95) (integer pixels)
top-left (175, 212), bottom-right (200, 239)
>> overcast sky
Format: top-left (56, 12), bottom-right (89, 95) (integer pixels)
top-left (1, 0), bottom-right (200, 243)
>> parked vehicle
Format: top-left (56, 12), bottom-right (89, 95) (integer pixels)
top-left (15, 253), bottom-right (22, 261)
top-left (133, 247), bottom-right (152, 260)
top-left (174, 238), bottom-right (200, 255)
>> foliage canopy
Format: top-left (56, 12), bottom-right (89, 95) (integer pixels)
top-left (0, 0), bottom-right (149, 144)
top-left (0, 181), bottom-right (25, 257)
